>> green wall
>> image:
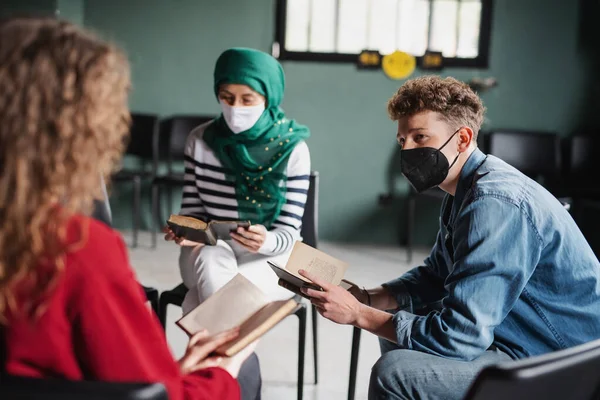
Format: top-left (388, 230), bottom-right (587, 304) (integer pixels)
top-left (0, 0), bottom-right (82, 22)
top-left (56, 0), bottom-right (83, 25)
top-left (5, 0), bottom-right (592, 245)
top-left (0, 0), bottom-right (56, 17)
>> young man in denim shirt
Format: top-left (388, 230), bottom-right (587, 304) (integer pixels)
top-left (299, 76), bottom-right (600, 400)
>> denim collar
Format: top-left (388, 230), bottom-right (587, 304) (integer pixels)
top-left (448, 148), bottom-right (487, 226)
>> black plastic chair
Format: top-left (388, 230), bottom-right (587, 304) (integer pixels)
top-left (487, 129), bottom-right (575, 210)
top-left (0, 376), bottom-right (168, 400)
top-left (158, 172), bottom-right (320, 400)
top-left (151, 115), bottom-right (215, 248)
top-left (486, 129), bottom-right (562, 187)
top-left (563, 133), bottom-right (600, 200)
top-left (562, 133), bottom-right (600, 259)
top-left (464, 339), bottom-right (600, 399)
top-left (113, 113), bottom-right (159, 248)
top-left (403, 187), bottom-right (445, 263)
top-left (92, 176), bottom-right (159, 315)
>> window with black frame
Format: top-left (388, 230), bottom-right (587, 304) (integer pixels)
top-left (274, 0), bottom-right (493, 68)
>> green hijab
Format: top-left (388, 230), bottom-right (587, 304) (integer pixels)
top-left (203, 48), bottom-right (310, 228)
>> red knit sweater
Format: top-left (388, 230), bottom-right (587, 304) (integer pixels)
top-left (5, 215), bottom-right (239, 400)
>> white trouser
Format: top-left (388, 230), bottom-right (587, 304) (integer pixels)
top-left (179, 240), bottom-right (293, 314)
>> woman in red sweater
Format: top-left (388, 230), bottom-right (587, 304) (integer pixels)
top-left (0, 17), bottom-right (250, 400)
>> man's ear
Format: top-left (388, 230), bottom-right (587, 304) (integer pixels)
top-left (457, 127), bottom-right (474, 152)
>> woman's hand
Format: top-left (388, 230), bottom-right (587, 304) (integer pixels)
top-left (230, 225), bottom-right (267, 253)
top-left (178, 328), bottom-right (240, 374)
top-left (163, 226), bottom-right (204, 247)
top-left (217, 341), bottom-right (258, 378)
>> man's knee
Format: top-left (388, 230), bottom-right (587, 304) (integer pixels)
top-left (369, 351), bottom-right (415, 400)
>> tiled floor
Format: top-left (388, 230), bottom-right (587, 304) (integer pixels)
top-left (126, 231), bottom-right (428, 400)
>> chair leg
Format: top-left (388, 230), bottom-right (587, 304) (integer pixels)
top-left (151, 183), bottom-right (160, 249)
top-left (149, 293), bottom-right (159, 317)
top-left (167, 186), bottom-right (173, 217)
top-left (347, 327), bottom-right (362, 400)
top-left (406, 195), bottom-right (416, 263)
top-left (311, 304), bottom-right (318, 384)
top-left (158, 295), bottom-right (168, 330)
top-left (295, 305), bottom-right (306, 400)
top-left (132, 176), bottom-right (141, 248)
top-left (157, 185), bottom-right (164, 231)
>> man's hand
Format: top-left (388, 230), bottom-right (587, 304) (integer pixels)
top-left (163, 226), bottom-right (204, 247)
top-left (299, 269), bottom-right (364, 326)
top-left (300, 271), bottom-right (398, 343)
top-left (343, 279), bottom-right (400, 311)
top-left (341, 279), bottom-right (370, 305)
top-left (230, 225), bottom-right (267, 253)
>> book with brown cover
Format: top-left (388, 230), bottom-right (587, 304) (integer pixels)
top-left (176, 274), bottom-right (298, 356)
top-left (167, 214), bottom-right (250, 245)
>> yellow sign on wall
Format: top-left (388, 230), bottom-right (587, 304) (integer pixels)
top-left (357, 50), bottom-right (382, 69)
top-left (382, 51), bottom-right (416, 80)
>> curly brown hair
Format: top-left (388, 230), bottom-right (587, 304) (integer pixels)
top-left (0, 17), bottom-right (131, 323)
top-left (387, 75), bottom-right (486, 141)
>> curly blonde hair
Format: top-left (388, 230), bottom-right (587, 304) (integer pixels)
top-left (387, 76), bottom-right (486, 141)
top-left (0, 17), bottom-right (131, 323)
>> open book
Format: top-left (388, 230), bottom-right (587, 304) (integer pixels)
top-left (167, 214), bottom-right (250, 246)
top-left (268, 241), bottom-right (353, 298)
top-left (176, 274), bottom-right (298, 357)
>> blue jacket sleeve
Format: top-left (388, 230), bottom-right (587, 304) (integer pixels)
top-left (391, 195), bottom-right (543, 360)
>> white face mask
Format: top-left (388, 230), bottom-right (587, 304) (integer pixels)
top-left (220, 100), bottom-right (266, 134)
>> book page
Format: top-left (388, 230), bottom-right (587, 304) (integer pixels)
top-left (217, 298), bottom-right (298, 356)
top-left (177, 274), bottom-right (269, 336)
top-left (168, 214), bottom-right (207, 230)
top-left (167, 214), bottom-right (213, 244)
top-left (285, 242), bottom-right (349, 286)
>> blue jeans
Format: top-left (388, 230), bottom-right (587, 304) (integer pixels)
top-left (368, 339), bottom-right (512, 400)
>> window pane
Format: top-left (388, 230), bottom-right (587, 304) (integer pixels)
top-left (368, 0), bottom-right (398, 55)
top-left (429, 0), bottom-right (459, 57)
top-left (285, 0), bottom-right (310, 51)
top-left (397, 0), bottom-right (430, 56)
top-left (309, 0), bottom-right (337, 52)
top-left (337, 0), bottom-right (369, 53)
top-left (456, 1), bottom-right (481, 58)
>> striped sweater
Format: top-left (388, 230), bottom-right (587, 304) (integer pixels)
top-left (180, 121), bottom-right (311, 256)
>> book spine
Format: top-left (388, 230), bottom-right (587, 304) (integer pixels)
top-left (219, 300), bottom-right (298, 356)
top-left (277, 279), bottom-right (312, 300)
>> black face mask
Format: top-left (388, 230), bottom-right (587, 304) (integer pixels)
top-left (400, 129), bottom-right (460, 193)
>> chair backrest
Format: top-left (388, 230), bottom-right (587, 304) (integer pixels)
top-left (487, 130), bottom-right (561, 179)
top-left (568, 134), bottom-right (600, 176)
top-left (463, 339), bottom-right (600, 400)
top-left (127, 113), bottom-right (159, 159)
top-left (300, 172), bottom-right (319, 248)
top-left (156, 115), bottom-right (215, 168)
top-left (0, 376), bottom-right (169, 400)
